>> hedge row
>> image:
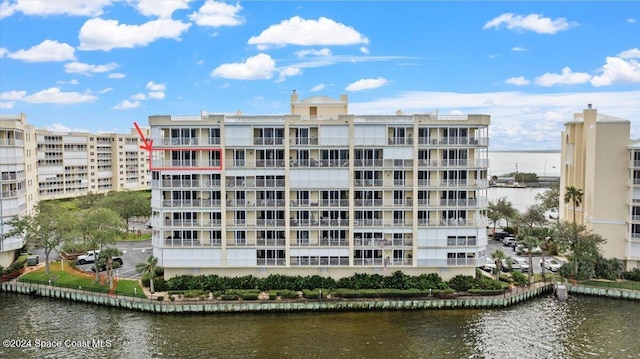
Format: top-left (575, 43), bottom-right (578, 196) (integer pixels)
top-left (164, 271), bottom-right (448, 292)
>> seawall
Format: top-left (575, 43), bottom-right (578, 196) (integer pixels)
top-left (1, 281), bottom-right (554, 313)
top-left (568, 284), bottom-right (640, 301)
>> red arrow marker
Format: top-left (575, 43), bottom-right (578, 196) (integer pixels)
top-left (133, 122), bottom-right (153, 151)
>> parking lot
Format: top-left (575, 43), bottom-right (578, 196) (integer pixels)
top-left (486, 236), bottom-right (563, 274)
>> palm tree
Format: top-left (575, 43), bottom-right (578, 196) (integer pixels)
top-left (136, 255), bottom-right (160, 294)
top-left (564, 186), bottom-right (584, 275)
top-left (100, 246), bottom-right (121, 289)
top-left (491, 249), bottom-right (506, 282)
top-left (520, 234), bottom-right (539, 285)
top-left (564, 186), bottom-right (584, 226)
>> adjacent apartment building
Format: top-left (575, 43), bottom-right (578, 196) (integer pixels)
top-left (0, 114), bottom-right (150, 267)
top-left (149, 92), bottom-right (490, 280)
top-left (560, 104), bottom-right (640, 270)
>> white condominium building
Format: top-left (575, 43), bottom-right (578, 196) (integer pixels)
top-left (0, 114), bottom-right (38, 267)
top-left (149, 92), bottom-right (490, 280)
top-left (0, 114), bottom-right (150, 267)
top-left (561, 105), bottom-right (640, 270)
top-left (36, 128), bottom-right (151, 200)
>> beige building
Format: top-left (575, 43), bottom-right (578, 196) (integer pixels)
top-left (0, 114), bottom-right (150, 267)
top-left (0, 114), bottom-right (38, 267)
top-left (36, 128), bottom-right (151, 200)
top-left (560, 104), bottom-right (640, 270)
top-left (149, 92), bottom-right (491, 280)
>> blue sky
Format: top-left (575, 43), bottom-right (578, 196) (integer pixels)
top-left (1, 1), bottom-right (638, 150)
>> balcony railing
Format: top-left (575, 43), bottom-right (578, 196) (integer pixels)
top-left (354, 179), bottom-right (383, 187)
top-left (290, 137), bottom-right (319, 145)
top-left (256, 238), bottom-right (286, 246)
top-left (153, 179), bottom-right (221, 188)
top-left (162, 199), bottom-right (221, 207)
top-left (253, 137), bottom-right (285, 145)
top-left (255, 160), bottom-right (286, 168)
top-left (354, 199), bottom-right (383, 206)
top-left (256, 258), bottom-right (286, 266)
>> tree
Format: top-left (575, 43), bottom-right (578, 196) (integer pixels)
top-left (519, 204), bottom-right (548, 228)
top-left (518, 231), bottom-right (539, 284)
top-left (136, 255), bottom-right (161, 294)
top-left (487, 201), bottom-right (503, 234)
top-left (564, 186), bottom-right (584, 274)
top-left (553, 221), bottom-right (606, 278)
top-left (492, 197), bottom-right (519, 229)
top-left (99, 246), bottom-right (122, 289)
top-left (76, 191), bottom-right (104, 209)
top-left (491, 249), bottom-right (506, 281)
top-left (78, 207), bottom-right (126, 282)
top-left (4, 202), bottom-right (76, 275)
top-left (100, 191), bottom-right (151, 231)
top-left (535, 184), bottom-right (559, 219)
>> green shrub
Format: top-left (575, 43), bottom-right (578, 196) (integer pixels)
top-left (622, 268), bottom-right (640, 281)
top-left (156, 296), bottom-right (164, 301)
top-left (448, 275), bottom-right (476, 292)
top-left (511, 272), bottom-right (528, 286)
top-left (302, 289), bottom-right (323, 299)
top-left (220, 294), bottom-right (239, 300)
top-left (268, 290), bottom-right (278, 300)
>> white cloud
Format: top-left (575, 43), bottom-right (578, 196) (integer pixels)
top-left (276, 67), bottom-right (302, 83)
top-left (189, 0), bottom-right (244, 27)
top-left (0, 101), bottom-right (15, 109)
top-left (135, 0), bottom-right (190, 18)
top-left (56, 79), bottom-right (79, 85)
top-left (7, 40), bottom-right (75, 62)
top-left (628, 18), bottom-right (636, 23)
top-left (99, 88), bottom-right (112, 94)
top-left (311, 84), bottom-right (326, 92)
top-left (0, 48), bottom-right (7, 57)
top-left (65, 61), bottom-right (118, 76)
top-left (618, 48), bottom-right (640, 59)
top-left (211, 53), bottom-right (276, 80)
top-left (488, 54), bottom-right (500, 59)
top-left (360, 47), bottom-right (370, 54)
top-left (590, 57), bottom-right (640, 87)
top-left (46, 123), bottom-right (89, 133)
top-left (0, 87), bottom-right (98, 104)
top-left (347, 90), bottom-right (640, 150)
top-left (108, 73), bottom-right (126, 79)
top-left (505, 76), bottom-right (530, 86)
top-left (294, 48), bottom-right (332, 58)
top-left (131, 93), bottom-right (147, 100)
top-left (113, 99), bottom-right (140, 110)
top-left (248, 16), bottom-right (369, 50)
top-left (483, 13), bottom-right (577, 34)
top-left (78, 18), bottom-right (191, 51)
top-left (147, 91), bottom-right (166, 99)
top-left (0, 0), bottom-right (111, 19)
top-left (534, 67), bottom-right (591, 87)
top-left (511, 46), bottom-right (528, 52)
top-left (146, 81), bottom-right (166, 91)
top-left (346, 77), bottom-right (389, 91)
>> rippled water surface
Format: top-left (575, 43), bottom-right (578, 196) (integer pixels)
top-left (1, 293), bottom-right (639, 358)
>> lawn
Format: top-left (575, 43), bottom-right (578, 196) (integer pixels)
top-left (19, 261), bottom-right (146, 298)
top-left (580, 280), bottom-right (640, 291)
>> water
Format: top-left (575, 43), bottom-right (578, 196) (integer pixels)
top-left (0, 293), bottom-right (638, 358)
top-left (487, 187), bottom-right (547, 212)
top-left (489, 151), bottom-right (561, 178)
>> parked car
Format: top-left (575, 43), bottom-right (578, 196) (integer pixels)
top-left (511, 257), bottom-right (530, 272)
top-left (503, 237), bottom-right (517, 247)
top-left (481, 258), bottom-right (497, 273)
top-left (543, 259), bottom-right (563, 272)
top-left (77, 250), bottom-right (123, 267)
top-left (493, 232), bottom-right (511, 241)
top-left (146, 220), bottom-right (152, 228)
top-left (501, 258), bottom-right (522, 272)
top-left (517, 245), bottom-right (543, 255)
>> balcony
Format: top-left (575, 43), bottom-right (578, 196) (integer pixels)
top-left (255, 159), bottom-right (286, 168)
top-left (354, 199), bottom-right (383, 206)
top-left (162, 199), bottom-right (221, 207)
top-left (255, 199), bottom-right (286, 207)
top-left (253, 137), bottom-right (284, 145)
top-left (354, 159), bottom-right (384, 167)
top-left (256, 258), bottom-right (286, 266)
top-left (256, 238), bottom-right (286, 246)
top-left (290, 137), bottom-right (319, 145)
top-left (256, 219), bottom-right (286, 226)
top-left (446, 258), bottom-right (479, 266)
top-left (388, 137), bottom-right (413, 145)
top-left (354, 219), bottom-right (384, 227)
top-left (354, 179), bottom-right (383, 187)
